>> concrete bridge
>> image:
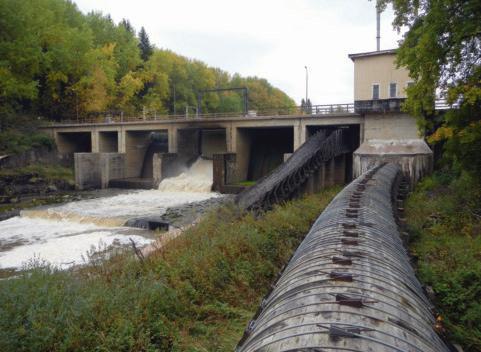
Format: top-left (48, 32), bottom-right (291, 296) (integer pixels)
top-left (40, 105), bottom-right (431, 190)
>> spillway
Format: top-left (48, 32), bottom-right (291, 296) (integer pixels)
top-left (0, 159), bottom-right (217, 272)
top-left (158, 158), bottom-right (214, 193)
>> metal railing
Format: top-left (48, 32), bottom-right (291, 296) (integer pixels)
top-left (355, 98), bottom-right (458, 113)
top-left (42, 103), bottom-right (356, 125)
top-left (41, 99), bottom-right (458, 125)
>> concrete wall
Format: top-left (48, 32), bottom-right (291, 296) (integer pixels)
top-left (353, 139), bottom-right (433, 185)
top-left (212, 153), bottom-right (237, 192)
top-left (354, 153), bottom-right (432, 186)
top-left (235, 128), bottom-right (253, 181)
top-left (363, 113), bottom-right (419, 141)
top-left (200, 129), bottom-right (227, 158)
top-left (74, 153), bottom-right (125, 190)
top-left (99, 131), bottom-right (118, 152)
top-left (177, 128), bottom-right (201, 163)
top-left (353, 53), bottom-right (411, 101)
top-left (152, 153), bottom-right (181, 187)
top-left (124, 131), bottom-right (151, 178)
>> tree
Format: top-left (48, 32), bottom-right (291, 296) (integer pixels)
top-left (376, 0), bottom-right (481, 179)
top-left (119, 18), bottom-right (134, 34)
top-left (138, 27), bottom-right (153, 61)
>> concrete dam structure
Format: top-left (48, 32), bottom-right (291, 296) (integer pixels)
top-left (41, 47), bottom-right (446, 190)
top-left (236, 163), bottom-right (450, 352)
top-left (41, 107), bottom-right (431, 192)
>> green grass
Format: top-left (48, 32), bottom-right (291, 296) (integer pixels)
top-left (0, 187), bottom-right (340, 352)
top-left (406, 171), bottom-right (481, 351)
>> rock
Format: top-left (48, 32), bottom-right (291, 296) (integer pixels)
top-left (47, 184), bottom-right (58, 193)
top-left (0, 209), bottom-right (20, 221)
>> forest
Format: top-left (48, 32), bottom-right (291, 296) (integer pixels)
top-left (0, 0), bottom-right (295, 128)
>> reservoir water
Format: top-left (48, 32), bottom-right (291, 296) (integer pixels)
top-left (0, 159), bottom-right (217, 271)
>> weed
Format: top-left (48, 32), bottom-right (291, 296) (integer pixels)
top-left (406, 172), bottom-right (481, 351)
top-left (0, 188), bottom-right (339, 351)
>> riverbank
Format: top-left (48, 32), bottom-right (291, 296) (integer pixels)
top-left (406, 171), bottom-right (481, 351)
top-left (0, 164), bottom-right (75, 220)
top-left (0, 187), bottom-right (339, 351)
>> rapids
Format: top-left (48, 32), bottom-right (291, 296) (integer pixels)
top-left (0, 158), bottom-right (217, 272)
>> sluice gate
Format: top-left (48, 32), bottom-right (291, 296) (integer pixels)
top-left (236, 163), bottom-right (450, 352)
top-left (236, 129), bottom-right (349, 211)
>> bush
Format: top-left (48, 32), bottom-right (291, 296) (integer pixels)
top-left (406, 172), bottom-right (481, 351)
top-left (0, 164), bottom-right (73, 182)
top-left (0, 188), bottom-right (339, 351)
top-left (0, 129), bottom-right (54, 154)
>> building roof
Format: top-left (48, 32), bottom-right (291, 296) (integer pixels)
top-left (348, 49), bottom-right (397, 61)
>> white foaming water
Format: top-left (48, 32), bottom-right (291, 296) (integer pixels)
top-left (0, 162), bottom-right (218, 271)
top-left (22, 190), bottom-right (217, 226)
top-left (0, 216), bottom-right (152, 270)
top-left (158, 158), bottom-right (213, 193)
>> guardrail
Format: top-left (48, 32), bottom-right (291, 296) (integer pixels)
top-left (41, 103), bottom-right (356, 125)
top-left (41, 99), bottom-right (456, 125)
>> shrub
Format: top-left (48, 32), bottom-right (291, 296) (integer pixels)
top-left (406, 172), bottom-right (481, 351)
top-left (0, 188), bottom-right (339, 351)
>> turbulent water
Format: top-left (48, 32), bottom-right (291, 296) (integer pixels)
top-left (0, 159), bottom-right (217, 272)
top-left (158, 158), bottom-right (214, 193)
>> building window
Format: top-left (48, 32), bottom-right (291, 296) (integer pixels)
top-left (389, 82), bottom-right (397, 98)
top-left (372, 84), bottom-right (380, 100)
top-left (407, 81), bottom-right (415, 88)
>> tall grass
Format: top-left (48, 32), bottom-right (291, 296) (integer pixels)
top-left (0, 188), bottom-right (339, 351)
top-left (406, 171), bottom-right (481, 351)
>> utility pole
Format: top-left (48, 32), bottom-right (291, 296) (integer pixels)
top-left (376, 6), bottom-right (381, 51)
top-left (304, 66), bottom-right (309, 106)
top-left (173, 82), bottom-right (176, 115)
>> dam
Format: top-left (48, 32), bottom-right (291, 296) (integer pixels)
top-left (41, 107), bottom-right (431, 192)
top-left (39, 49), bottom-right (442, 191)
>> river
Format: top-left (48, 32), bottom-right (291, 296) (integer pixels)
top-left (0, 159), bottom-right (218, 272)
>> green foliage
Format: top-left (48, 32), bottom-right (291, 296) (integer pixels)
top-left (138, 26), bottom-right (153, 62)
top-left (0, 189), bottom-right (339, 351)
top-left (0, 129), bottom-right (54, 154)
top-left (406, 171), bottom-right (481, 351)
top-left (0, 164), bottom-right (73, 182)
top-left (0, 0), bottom-right (294, 121)
top-left (376, 0), bottom-right (481, 181)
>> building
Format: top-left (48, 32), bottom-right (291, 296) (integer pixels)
top-left (349, 49), bottom-right (433, 185)
top-left (349, 49), bottom-right (413, 113)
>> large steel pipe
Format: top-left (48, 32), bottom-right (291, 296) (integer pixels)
top-left (236, 163), bottom-right (450, 352)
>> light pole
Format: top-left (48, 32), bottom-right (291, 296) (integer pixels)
top-left (304, 66), bottom-right (309, 105)
top-left (173, 82), bottom-right (176, 115)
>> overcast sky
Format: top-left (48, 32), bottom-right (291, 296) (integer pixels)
top-left (74, 0), bottom-right (404, 105)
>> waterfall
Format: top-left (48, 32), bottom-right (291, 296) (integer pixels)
top-left (158, 158), bottom-right (213, 193)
